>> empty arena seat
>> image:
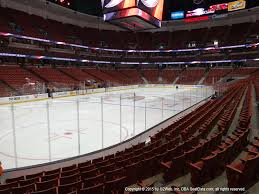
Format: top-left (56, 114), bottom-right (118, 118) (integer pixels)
top-left (25, 172), bottom-right (44, 180)
top-left (78, 161), bottom-right (92, 168)
top-left (28, 67), bottom-right (78, 88)
top-left (40, 173), bottom-right (60, 182)
top-left (19, 177), bottom-right (39, 187)
top-left (162, 69), bottom-right (180, 83)
top-left (79, 183), bottom-right (104, 194)
top-left (59, 173), bottom-right (80, 185)
top-left (36, 178), bottom-right (59, 192)
top-left (44, 168), bottom-right (61, 176)
top-left (103, 69), bottom-right (132, 85)
top-left (226, 151), bottom-right (259, 189)
top-left (176, 68), bottom-right (205, 85)
top-left (125, 162), bottom-right (140, 185)
top-left (204, 68), bottom-right (232, 84)
top-left (58, 181), bottom-right (81, 194)
top-left (61, 164), bottom-right (77, 172)
top-left (5, 176), bottom-right (24, 184)
top-left (79, 164), bottom-right (96, 173)
top-left (60, 168), bottom-right (79, 177)
top-left (142, 69), bottom-right (159, 83)
top-left (104, 176), bottom-right (127, 194)
top-left (105, 167), bottom-right (125, 181)
top-left (162, 153), bottom-right (186, 182)
top-left (59, 67), bottom-right (96, 82)
top-left (0, 181), bottom-right (18, 191)
top-left (82, 69), bottom-right (120, 85)
top-left (31, 187), bottom-right (57, 194)
top-left (0, 66), bottom-right (43, 94)
top-left (80, 168), bottom-right (100, 180)
top-left (11, 182), bottom-right (36, 194)
top-left (0, 188), bottom-right (11, 194)
top-left (118, 69), bottom-right (143, 84)
top-left (190, 153), bottom-right (218, 186)
top-left (82, 173), bottom-right (104, 188)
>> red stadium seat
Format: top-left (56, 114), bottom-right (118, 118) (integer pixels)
top-left (31, 187), bottom-right (57, 194)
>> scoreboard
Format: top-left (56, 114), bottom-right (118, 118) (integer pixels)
top-left (102, 0), bottom-right (164, 31)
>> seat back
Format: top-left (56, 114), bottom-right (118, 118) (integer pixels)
top-left (31, 187), bottom-right (57, 194)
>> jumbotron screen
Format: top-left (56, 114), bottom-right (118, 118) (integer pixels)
top-left (102, 0), bottom-right (137, 13)
top-left (138, 0), bottom-right (165, 20)
top-left (102, 0), bottom-right (164, 20)
top-left (166, 0), bottom-right (259, 20)
top-left (103, 0), bottom-right (164, 30)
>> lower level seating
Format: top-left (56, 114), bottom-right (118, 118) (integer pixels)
top-left (177, 69), bottom-right (205, 85)
top-left (226, 137), bottom-right (259, 190)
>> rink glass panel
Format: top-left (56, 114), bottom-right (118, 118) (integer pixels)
top-left (0, 86), bottom-right (213, 169)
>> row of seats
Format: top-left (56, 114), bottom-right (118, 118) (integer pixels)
top-left (228, 68), bottom-right (259, 77)
top-left (161, 69), bottom-right (180, 84)
top-left (176, 69), bottom-right (205, 85)
top-left (226, 137), bottom-right (259, 191)
top-left (102, 69), bottom-right (132, 85)
top-left (0, 81), bottom-right (13, 97)
top-left (27, 67), bottom-right (78, 87)
top-left (226, 84), bottom-right (258, 191)
top-left (142, 70), bottom-right (159, 83)
top-left (81, 69), bottom-right (121, 86)
top-left (190, 83), bottom-right (248, 186)
top-left (204, 68), bottom-right (232, 84)
top-left (0, 66), bottom-right (43, 95)
top-left (157, 83), bottom-right (245, 182)
top-left (58, 68), bottom-right (97, 83)
top-left (190, 83), bottom-right (252, 187)
top-left (0, 65), bottom-right (258, 97)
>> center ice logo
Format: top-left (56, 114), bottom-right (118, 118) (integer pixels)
top-left (141, 0), bottom-right (159, 8)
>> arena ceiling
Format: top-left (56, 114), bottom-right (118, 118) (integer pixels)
top-left (47, 0), bottom-right (259, 20)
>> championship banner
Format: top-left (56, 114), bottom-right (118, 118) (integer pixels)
top-left (228, 0), bottom-right (246, 12)
top-left (137, 0), bottom-right (164, 20)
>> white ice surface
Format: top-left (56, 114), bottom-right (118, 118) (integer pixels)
top-left (0, 87), bottom-right (211, 169)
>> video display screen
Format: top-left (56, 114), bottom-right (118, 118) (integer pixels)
top-left (137, 0), bottom-right (165, 20)
top-left (103, 7), bottom-right (161, 30)
top-left (102, 0), bottom-right (137, 13)
top-left (166, 0), bottom-right (259, 20)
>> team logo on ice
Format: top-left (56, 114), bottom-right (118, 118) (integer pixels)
top-left (141, 0), bottom-right (159, 8)
top-left (105, 0), bottom-right (124, 8)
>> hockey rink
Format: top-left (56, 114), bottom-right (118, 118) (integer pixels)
top-left (0, 86), bottom-right (213, 169)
